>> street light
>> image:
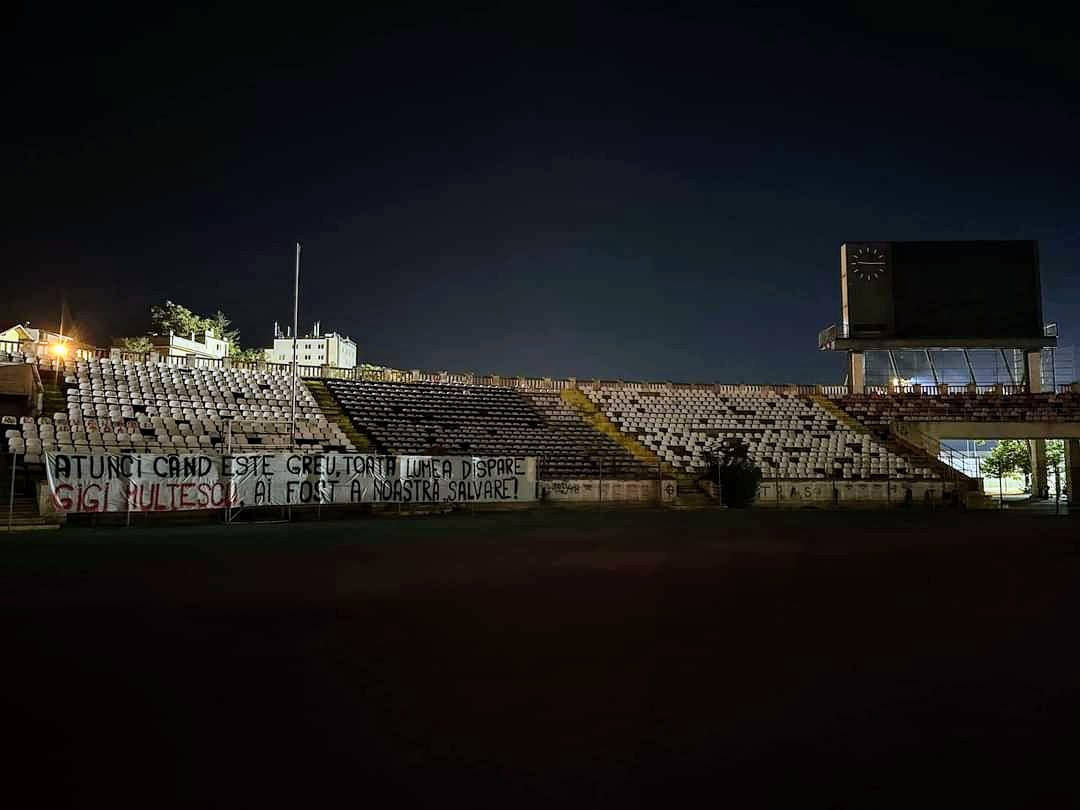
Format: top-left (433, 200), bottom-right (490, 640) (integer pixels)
top-left (52, 341), bottom-right (67, 383)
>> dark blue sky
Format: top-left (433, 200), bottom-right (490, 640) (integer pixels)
top-left (5, 4), bottom-right (1078, 382)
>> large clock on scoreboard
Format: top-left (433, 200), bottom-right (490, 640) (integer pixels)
top-left (841, 242), bottom-right (895, 337)
top-left (847, 244), bottom-right (888, 281)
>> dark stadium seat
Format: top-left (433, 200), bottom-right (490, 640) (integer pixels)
top-left (324, 379), bottom-right (652, 479)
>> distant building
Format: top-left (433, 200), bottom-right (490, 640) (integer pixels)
top-left (109, 328), bottom-right (229, 362)
top-left (1, 323), bottom-right (88, 359)
top-left (264, 322), bottom-right (357, 369)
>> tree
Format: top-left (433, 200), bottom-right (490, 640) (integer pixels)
top-left (981, 439), bottom-right (1031, 480)
top-left (115, 336), bottom-right (152, 353)
top-left (205, 309), bottom-right (240, 346)
top-left (150, 301), bottom-right (207, 336)
top-left (230, 347), bottom-right (263, 362)
top-left (701, 438), bottom-right (763, 508)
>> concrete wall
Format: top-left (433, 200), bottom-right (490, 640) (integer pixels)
top-left (540, 479), bottom-right (677, 502)
top-left (756, 479), bottom-right (947, 506)
top-left (907, 421), bottom-right (1080, 440)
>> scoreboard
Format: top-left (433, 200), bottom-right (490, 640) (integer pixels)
top-left (841, 240), bottom-right (1043, 341)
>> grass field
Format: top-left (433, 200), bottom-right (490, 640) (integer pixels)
top-left (3, 508), bottom-right (1078, 805)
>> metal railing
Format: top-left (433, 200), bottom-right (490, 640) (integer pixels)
top-left (8, 339), bottom-right (1079, 397)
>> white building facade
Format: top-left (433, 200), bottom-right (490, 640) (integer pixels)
top-left (264, 323), bottom-right (357, 369)
top-left (146, 329), bottom-right (230, 361)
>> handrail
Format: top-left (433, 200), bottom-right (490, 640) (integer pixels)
top-left (888, 422), bottom-right (979, 495)
top-left (8, 344), bottom-right (1078, 397)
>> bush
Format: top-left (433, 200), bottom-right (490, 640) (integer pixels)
top-left (700, 439), bottom-right (763, 508)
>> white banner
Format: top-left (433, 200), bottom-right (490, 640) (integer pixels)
top-left (45, 452), bottom-right (231, 513)
top-left (228, 453), bottom-right (537, 507)
top-left (45, 452), bottom-right (539, 513)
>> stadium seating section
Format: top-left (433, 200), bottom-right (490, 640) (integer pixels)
top-left (3, 351), bottom-right (1076, 488)
top-left (582, 386), bottom-right (941, 480)
top-left (324, 379), bottom-right (650, 479)
top-left (838, 392), bottom-right (1080, 428)
top-left (3, 358), bottom-right (355, 463)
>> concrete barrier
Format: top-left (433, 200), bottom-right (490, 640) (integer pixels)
top-left (756, 479), bottom-right (947, 506)
top-left (540, 479), bottom-right (677, 502)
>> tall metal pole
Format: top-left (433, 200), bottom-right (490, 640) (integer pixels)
top-left (289, 243), bottom-right (300, 524)
top-left (8, 452), bottom-right (17, 532)
top-left (290, 242), bottom-right (300, 451)
top-left (56, 297), bottom-right (65, 383)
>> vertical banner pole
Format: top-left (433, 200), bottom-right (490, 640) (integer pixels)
top-left (290, 242), bottom-right (300, 452)
top-left (289, 242), bottom-right (301, 524)
top-left (8, 452), bottom-right (17, 532)
top-left (225, 418), bottom-right (232, 525)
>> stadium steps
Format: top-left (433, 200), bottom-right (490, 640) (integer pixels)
top-left (560, 388), bottom-right (677, 477)
top-left (672, 474), bottom-right (718, 508)
top-left (813, 394), bottom-right (982, 495)
top-left (40, 381), bottom-right (67, 418)
top-left (304, 380), bottom-right (376, 453)
top-left (0, 495), bottom-right (58, 531)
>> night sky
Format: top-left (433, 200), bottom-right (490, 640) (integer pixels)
top-left (5, 4), bottom-right (1078, 383)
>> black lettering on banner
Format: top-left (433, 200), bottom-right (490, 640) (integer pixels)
top-left (55, 454), bottom-right (71, 479)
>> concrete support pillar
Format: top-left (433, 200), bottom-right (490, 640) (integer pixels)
top-left (848, 351), bottom-right (865, 394)
top-left (1029, 439), bottom-right (1048, 499)
top-left (1066, 439), bottom-right (1080, 506)
top-left (1025, 351), bottom-right (1042, 393)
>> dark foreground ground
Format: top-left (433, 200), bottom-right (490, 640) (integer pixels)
top-left (3, 508), bottom-right (1079, 806)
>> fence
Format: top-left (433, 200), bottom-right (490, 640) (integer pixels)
top-left (6, 340), bottom-right (1080, 398)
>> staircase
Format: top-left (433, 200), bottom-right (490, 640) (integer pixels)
top-left (673, 474), bottom-right (718, 508)
top-left (813, 394), bottom-right (984, 499)
top-left (561, 387), bottom-right (710, 505)
top-left (305, 380), bottom-right (375, 453)
top-left (0, 495), bottom-right (58, 531)
top-left (41, 380), bottom-right (67, 418)
top-left (560, 388), bottom-right (677, 474)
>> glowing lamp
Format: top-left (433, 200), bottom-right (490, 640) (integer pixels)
top-left (52, 342), bottom-right (67, 357)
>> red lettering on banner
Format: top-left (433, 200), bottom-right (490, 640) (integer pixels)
top-left (179, 483), bottom-right (196, 508)
top-left (54, 484), bottom-right (74, 511)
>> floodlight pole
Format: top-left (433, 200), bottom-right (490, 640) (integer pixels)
top-left (56, 299), bottom-right (64, 384)
top-left (288, 242), bottom-right (301, 524)
top-left (290, 242), bottom-right (300, 451)
top-left (8, 452), bottom-right (16, 532)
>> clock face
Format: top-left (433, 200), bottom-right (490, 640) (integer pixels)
top-left (848, 245), bottom-right (887, 281)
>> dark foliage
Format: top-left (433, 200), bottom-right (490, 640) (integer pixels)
top-left (700, 438), bottom-right (763, 508)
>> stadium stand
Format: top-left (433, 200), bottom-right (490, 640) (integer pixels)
top-left (4, 357), bottom-right (356, 463)
top-left (581, 385), bottom-right (942, 480)
top-left (324, 379), bottom-right (651, 479)
top-left (837, 392), bottom-right (1080, 428)
top-left (0, 349), bottom-right (34, 364)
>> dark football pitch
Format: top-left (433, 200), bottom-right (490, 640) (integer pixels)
top-left (3, 507), bottom-right (1078, 806)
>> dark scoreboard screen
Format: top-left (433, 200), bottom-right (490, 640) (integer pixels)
top-left (843, 240), bottom-right (1043, 341)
